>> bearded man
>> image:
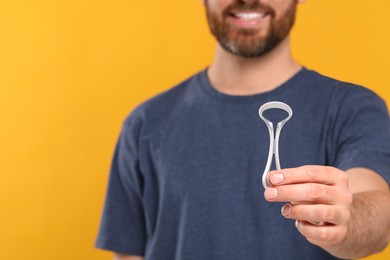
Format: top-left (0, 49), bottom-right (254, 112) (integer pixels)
top-left (96, 1), bottom-right (390, 259)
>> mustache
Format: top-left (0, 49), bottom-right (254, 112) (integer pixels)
top-left (222, 1), bottom-right (276, 17)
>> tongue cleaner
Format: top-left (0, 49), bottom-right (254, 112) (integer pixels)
top-left (258, 101), bottom-right (293, 189)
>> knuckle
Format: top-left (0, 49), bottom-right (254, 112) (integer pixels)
top-left (316, 207), bottom-right (334, 222)
top-left (344, 191), bottom-right (353, 204)
top-left (318, 228), bottom-right (339, 244)
top-left (336, 170), bottom-right (349, 185)
top-left (332, 226), bottom-right (348, 244)
top-left (338, 170), bottom-right (348, 182)
top-left (308, 184), bottom-right (323, 200)
top-left (341, 206), bottom-right (351, 223)
top-left (318, 228), bottom-right (330, 241)
top-left (325, 166), bottom-right (348, 184)
top-left (303, 165), bottom-right (320, 181)
top-left (338, 188), bottom-right (353, 205)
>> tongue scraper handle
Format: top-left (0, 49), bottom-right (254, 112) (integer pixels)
top-left (258, 101), bottom-right (293, 189)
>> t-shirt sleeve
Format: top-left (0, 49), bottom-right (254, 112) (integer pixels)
top-left (334, 87), bottom-right (390, 185)
top-left (95, 112), bottom-right (146, 255)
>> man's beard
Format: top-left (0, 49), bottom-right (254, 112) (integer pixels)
top-left (205, 0), bottom-right (297, 58)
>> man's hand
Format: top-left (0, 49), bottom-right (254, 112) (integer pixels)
top-left (264, 165), bottom-right (353, 249)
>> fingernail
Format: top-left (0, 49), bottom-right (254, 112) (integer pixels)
top-left (270, 173), bottom-right (284, 184)
top-left (265, 188), bottom-right (278, 199)
top-left (281, 204), bottom-right (291, 217)
top-left (295, 220), bottom-right (299, 229)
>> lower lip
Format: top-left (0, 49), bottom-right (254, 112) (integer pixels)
top-left (229, 15), bottom-right (268, 27)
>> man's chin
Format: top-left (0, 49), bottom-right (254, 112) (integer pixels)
top-left (219, 39), bottom-right (270, 58)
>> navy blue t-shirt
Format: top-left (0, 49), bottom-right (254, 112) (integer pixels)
top-left (96, 68), bottom-right (390, 259)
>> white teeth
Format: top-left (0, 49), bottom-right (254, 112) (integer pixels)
top-left (235, 12), bottom-right (265, 20)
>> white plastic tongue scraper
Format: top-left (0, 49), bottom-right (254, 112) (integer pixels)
top-left (258, 101), bottom-right (293, 189)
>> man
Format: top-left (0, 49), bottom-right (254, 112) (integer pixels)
top-left (96, 0), bottom-right (390, 259)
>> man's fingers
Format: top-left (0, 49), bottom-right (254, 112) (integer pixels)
top-left (295, 220), bottom-right (348, 246)
top-left (281, 204), bottom-right (348, 225)
top-left (268, 165), bottom-right (348, 186)
top-left (264, 183), bottom-right (344, 204)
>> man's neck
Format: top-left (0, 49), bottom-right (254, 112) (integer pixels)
top-left (207, 37), bottom-right (302, 95)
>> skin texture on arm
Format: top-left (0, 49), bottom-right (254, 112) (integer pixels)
top-left (333, 168), bottom-right (390, 258)
top-left (264, 166), bottom-right (390, 259)
top-left (113, 254), bottom-right (144, 260)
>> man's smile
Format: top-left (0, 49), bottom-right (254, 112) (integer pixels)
top-left (228, 11), bottom-right (270, 27)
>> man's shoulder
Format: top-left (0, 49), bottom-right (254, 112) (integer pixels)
top-left (302, 68), bottom-right (387, 120)
top-left (123, 70), bottom-right (205, 127)
top-left (304, 68), bottom-right (376, 94)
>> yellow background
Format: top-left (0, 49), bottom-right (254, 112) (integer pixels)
top-left (0, 1), bottom-right (389, 259)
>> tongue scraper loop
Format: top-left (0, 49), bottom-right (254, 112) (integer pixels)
top-left (258, 102), bottom-right (293, 189)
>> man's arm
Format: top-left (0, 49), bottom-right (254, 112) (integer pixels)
top-left (114, 253), bottom-right (144, 260)
top-left (329, 168), bottom-right (390, 258)
top-left (264, 166), bottom-right (390, 259)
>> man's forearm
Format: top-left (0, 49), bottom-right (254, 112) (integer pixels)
top-left (324, 190), bottom-right (390, 259)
